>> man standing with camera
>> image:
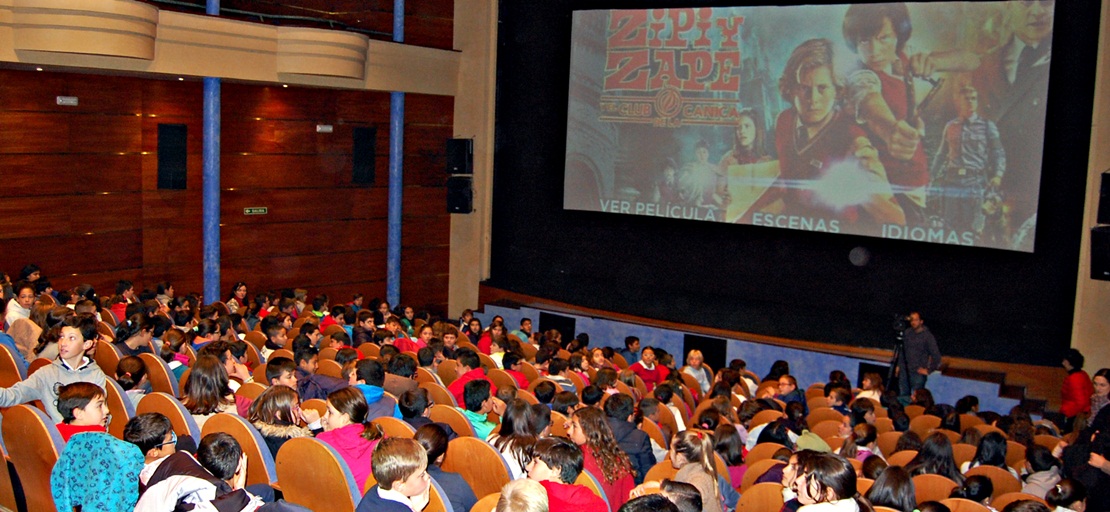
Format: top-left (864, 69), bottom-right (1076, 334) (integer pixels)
top-left (903, 312), bottom-right (942, 397)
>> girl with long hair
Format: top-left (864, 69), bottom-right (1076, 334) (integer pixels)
top-left (840, 423), bottom-right (880, 461)
top-left (670, 429), bottom-right (723, 512)
top-left (864, 465), bottom-right (916, 512)
top-left (905, 431), bottom-right (965, 484)
top-left (794, 452), bottom-right (876, 511)
top-left (159, 328), bottom-right (190, 381)
top-left (857, 373), bottom-right (884, 403)
top-left (486, 399), bottom-right (538, 479)
top-left (247, 384), bottom-right (320, 457)
top-left (961, 431), bottom-right (1019, 478)
top-left (113, 314), bottom-right (156, 356)
top-left (316, 387), bottom-right (384, 490)
top-left (181, 355), bottom-right (247, 429)
top-left (568, 406), bottom-right (635, 511)
top-left (115, 355), bottom-right (148, 407)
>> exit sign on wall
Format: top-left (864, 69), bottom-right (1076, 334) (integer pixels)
top-left (243, 207), bottom-right (268, 215)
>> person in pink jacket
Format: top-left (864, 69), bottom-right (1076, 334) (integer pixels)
top-left (316, 387), bottom-right (384, 490)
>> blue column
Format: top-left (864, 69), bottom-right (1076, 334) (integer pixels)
top-left (202, 0), bottom-right (220, 303)
top-left (386, 0), bottom-right (405, 307)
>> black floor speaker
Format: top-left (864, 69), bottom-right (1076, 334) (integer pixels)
top-left (447, 138), bottom-right (473, 175)
top-left (1093, 226), bottom-right (1110, 280)
top-left (446, 176), bottom-right (473, 213)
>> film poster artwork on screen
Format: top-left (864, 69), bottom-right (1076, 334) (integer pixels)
top-left (564, 2), bottom-right (1052, 252)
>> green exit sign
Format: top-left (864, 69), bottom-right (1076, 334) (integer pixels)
top-left (243, 207), bottom-right (268, 215)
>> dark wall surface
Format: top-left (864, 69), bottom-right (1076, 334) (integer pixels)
top-left (489, 0), bottom-right (1100, 366)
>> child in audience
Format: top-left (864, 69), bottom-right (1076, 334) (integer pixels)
top-left (1045, 478), bottom-right (1087, 512)
top-left (590, 347), bottom-right (614, 370)
top-left (857, 372), bottom-right (884, 402)
top-left (533, 380), bottom-right (557, 406)
top-left (827, 387), bottom-right (851, 416)
top-left (414, 424), bottom-right (477, 512)
top-left (793, 452), bottom-right (871, 512)
top-left (619, 369), bottom-right (643, 401)
top-left (595, 368), bottom-right (620, 395)
top-left (294, 345), bottom-right (348, 400)
top-left (581, 385), bottom-right (604, 408)
top-left (838, 423), bottom-right (880, 462)
top-left (247, 384), bottom-right (322, 457)
top-left (356, 437), bottom-right (431, 512)
top-left (116, 355), bottom-right (149, 407)
top-left (114, 314), bottom-right (156, 357)
top-left (569, 353), bottom-right (592, 385)
top-left (552, 391), bottom-right (580, 416)
top-left (962, 431), bottom-right (1020, 478)
top-left (487, 399), bottom-right (539, 478)
top-left (266, 357), bottom-right (299, 388)
top-left (949, 475), bottom-right (994, 508)
top-left (335, 346), bottom-right (360, 366)
top-left (352, 310), bottom-right (376, 347)
top-left (682, 350), bottom-right (712, 396)
top-left (460, 379), bottom-right (499, 439)
top-left (568, 406), bottom-right (635, 511)
top-left (182, 355), bottom-right (247, 429)
top-left (160, 329), bottom-right (190, 381)
top-left (124, 413), bottom-right (178, 486)
top-left (489, 336), bottom-right (508, 369)
top-left (668, 430), bottom-right (723, 512)
top-left (604, 393), bottom-right (656, 485)
top-left (526, 436), bottom-right (608, 512)
top-left (0, 312), bottom-right (107, 423)
top-left (259, 322), bottom-right (288, 363)
top-left (446, 349), bottom-right (498, 406)
top-left (350, 358), bottom-right (402, 420)
top-left (135, 432), bottom-right (265, 511)
top-left (55, 381), bottom-right (110, 441)
top-left (318, 387), bottom-right (384, 493)
top-left (628, 347), bottom-right (667, 392)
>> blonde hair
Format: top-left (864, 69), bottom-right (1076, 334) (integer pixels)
top-left (371, 437), bottom-right (427, 491)
top-left (496, 478), bottom-right (549, 512)
top-left (686, 350), bottom-right (704, 365)
top-left (672, 429), bottom-right (719, 496)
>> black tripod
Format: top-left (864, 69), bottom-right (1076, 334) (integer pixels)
top-left (887, 328), bottom-right (911, 400)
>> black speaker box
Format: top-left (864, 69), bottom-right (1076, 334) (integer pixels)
top-left (1099, 172), bottom-right (1110, 224)
top-left (1093, 226), bottom-right (1110, 280)
top-left (446, 176), bottom-right (473, 213)
top-left (352, 127), bottom-right (376, 185)
top-left (446, 138), bottom-right (473, 174)
top-left (157, 124), bottom-right (188, 190)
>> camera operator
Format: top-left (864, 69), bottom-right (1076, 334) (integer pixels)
top-left (903, 312), bottom-right (942, 398)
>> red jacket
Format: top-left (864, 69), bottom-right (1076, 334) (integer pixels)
top-left (629, 362), bottom-right (668, 392)
top-left (581, 444), bottom-right (633, 512)
top-left (1062, 370), bottom-right (1094, 417)
top-left (539, 479), bottom-right (607, 512)
top-left (447, 368), bottom-right (497, 407)
top-left (505, 369), bottom-right (530, 389)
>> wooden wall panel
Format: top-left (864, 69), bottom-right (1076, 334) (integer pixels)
top-left (1, 68), bottom-right (451, 314)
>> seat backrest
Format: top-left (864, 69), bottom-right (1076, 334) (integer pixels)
top-left (749, 409), bottom-right (784, 429)
top-left (441, 436), bottom-right (512, 498)
top-left (964, 465), bottom-right (1021, 499)
top-left (135, 392), bottom-right (201, 443)
top-left (243, 340), bottom-right (263, 368)
top-left (527, 377), bottom-right (557, 394)
top-left (1033, 434), bottom-right (1060, 451)
top-left (874, 416), bottom-right (895, 434)
top-left (877, 431), bottom-right (903, 457)
top-left (179, 368), bottom-right (192, 396)
top-left (940, 498), bottom-right (992, 512)
top-left (640, 418), bottom-right (666, 450)
top-left (487, 368), bottom-right (517, 392)
top-left (0, 343), bottom-right (26, 385)
top-left (1, 404), bottom-right (64, 512)
top-left (1005, 441), bottom-right (1027, 470)
top-left (857, 477), bottom-right (874, 496)
top-left (358, 342), bottom-right (381, 359)
top-left (549, 411), bottom-right (569, 437)
top-left (909, 414), bottom-right (943, 439)
top-left (201, 412), bottom-right (279, 487)
top-left (275, 437), bottom-right (360, 512)
top-left (519, 361), bottom-right (540, 383)
top-left (810, 419), bottom-right (843, 439)
top-left (611, 352), bottom-right (628, 369)
top-left (913, 473), bottom-right (959, 503)
top-left (94, 339), bottom-right (122, 376)
top-left (318, 347), bottom-right (339, 361)
top-left (317, 359), bottom-right (344, 379)
top-left (271, 348), bottom-right (295, 362)
top-left (437, 359), bottom-right (458, 386)
top-left (515, 388), bottom-right (538, 405)
top-left (139, 352), bottom-right (179, 397)
top-left (471, 492), bottom-right (501, 512)
top-left (736, 482), bottom-right (784, 511)
top-left (953, 443), bottom-right (978, 468)
top-left (886, 450), bottom-right (918, 468)
top-left (575, 469), bottom-right (610, 512)
top-left (421, 381), bottom-right (459, 408)
top-left (0, 441), bottom-right (16, 512)
top-left (745, 442), bottom-right (786, 465)
top-left (905, 405), bottom-right (926, 419)
top-left (429, 404), bottom-right (476, 437)
top-left (244, 331), bottom-right (267, 350)
top-left (807, 407), bottom-right (845, 425)
top-left (236, 381), bottom-right (268, 401)
top-left (27, 357), bottom-right (52, 376)
top-left (301, 398), bottom-right (329, 419)
top-left (991, 492), bottom-right (1048, 509)
top-left (372, 416), bottom-right (417, 438)
top-left (416, 367), bottom-right (438, 385)
top-left (960, 413), bottom-right (985, 428)
top-left (972, 423), bottom-right (1006, 438)
top-left (103, 377), bottom-right (135, 439)
top-left (643, 460), bottom-right (679, 483)
top-left (740, 459), bottom-right (784, 492)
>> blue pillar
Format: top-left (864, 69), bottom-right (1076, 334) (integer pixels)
top-left (202, 0), bottom-right (220, 303)
top-left (386, 0), bottom-right (405, 307)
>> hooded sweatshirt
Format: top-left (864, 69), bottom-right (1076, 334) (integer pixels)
top-left (316, 423), bottom-right (381, 490)
top-left (0, 356), bottom-right (107, 423)
top-left (354, 383), bottom-right (402, 419)
top-left (539, 479), bottom-right (607, 512)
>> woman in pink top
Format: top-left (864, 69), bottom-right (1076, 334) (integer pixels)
top-left (316, 387), bottom-right (384, 490)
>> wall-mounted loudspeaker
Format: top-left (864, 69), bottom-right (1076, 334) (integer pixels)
top-left (352, 127), bottom-right (376, 185)
top-left (446, 138), bottom-right (473, 174)
top-left (446, 176), bottom-right (473, 213)
top-left (1092, 226), bottom-right (1110, 281)
top-left (1098, 172), bottom-right (1110, 224)
top-left (157, 124), bottom-right (188, 190)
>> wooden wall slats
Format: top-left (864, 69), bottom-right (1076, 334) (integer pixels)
top-left (1, 67), bottom-right (453, 317)
top-left (0, 154), bottom-right (142, 195)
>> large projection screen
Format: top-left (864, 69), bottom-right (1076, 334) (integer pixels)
top-left (564, 3), bottom-right (1052, 252)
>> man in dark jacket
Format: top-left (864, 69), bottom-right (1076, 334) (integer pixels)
top-left (604, 393), bottom-right (655, 484)
top-left (293, 346), bottom-right (348, 401)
